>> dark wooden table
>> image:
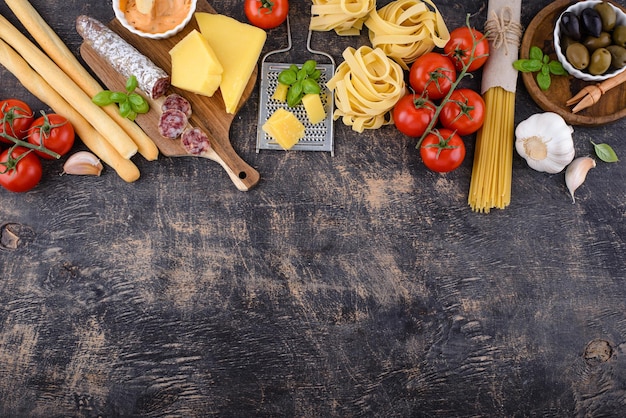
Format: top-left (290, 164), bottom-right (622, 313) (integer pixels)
top-left (1, 0), bottom-right (625, 416)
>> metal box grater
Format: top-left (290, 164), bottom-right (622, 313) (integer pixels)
top-left (256, 18), bottom-right (335, 155)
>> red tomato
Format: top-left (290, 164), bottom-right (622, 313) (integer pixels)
top-left (27, 113), bottom-right (75, 160)
top-left (0, 99), bottom-right (34, 143)
top-left (244, 0), bottom-right (289, 29)
top-left (409, 53), bottom-right (457, 101)
top-left (444, 27), bottom-right (489, 72)
top-left (392, 94), bottom-right (437, 137)
top-left (420, 129), bottom-right (466, 173)
top-left (0, 146), bottom-right (43, 192)
top-left (439, 88), bottom-right (486, 136)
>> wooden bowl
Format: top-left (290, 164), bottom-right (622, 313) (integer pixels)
top-left (521, 0), bottom-right (626, 126)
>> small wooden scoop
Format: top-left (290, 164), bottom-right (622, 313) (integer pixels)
top-left (566, 69), bottom-right (626, 113)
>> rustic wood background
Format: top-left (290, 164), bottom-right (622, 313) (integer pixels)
top-left (1, 0), bottom-right (625, 416)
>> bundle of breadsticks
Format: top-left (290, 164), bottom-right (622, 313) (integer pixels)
top-left (0, 0), bottom-right (159, 182)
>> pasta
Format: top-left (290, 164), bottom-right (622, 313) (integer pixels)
top-left (326, 46), bottom-right (405, 132)
top-left (365, 0), bottom-right (450, 70)
top-left (467, 86), bottom-right (514, 212)
top-left (310, 0), bottom-right (376, 36)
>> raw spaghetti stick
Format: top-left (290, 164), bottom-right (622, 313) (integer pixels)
top-left (0, 39), bottom-right (140, 182)
top-left (3, 0), bottom-right (158, 161)
top-left (0, 14), bottom-right (138, 159)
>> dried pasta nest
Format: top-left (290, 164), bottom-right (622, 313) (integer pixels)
top-left (365, 0), bottom-right (450, 70)
top-left (310, 0), bottom-right (376, 36)
top-left (326, 46), bottom-right (406, 133)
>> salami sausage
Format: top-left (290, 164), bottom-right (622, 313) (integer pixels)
top-left (181, 128), bottom-right (211, 155)
top-left (76, 15), bottom-right (170, 99)
top-left (161, 93), bottom-right (192, 118)
top-left (158, 109), bottom-right (188, 139)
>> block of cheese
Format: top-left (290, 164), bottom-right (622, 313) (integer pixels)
top-left (272, 83), bottom-right (289, 102)
top-left (169, 29), bottom-right (223, 97)
top-left (301, 93), bottom-right (326, 124)
top-left (195, 12), bottom-right (266, 114)
top-left (262, 108), bottom-right (305, 150)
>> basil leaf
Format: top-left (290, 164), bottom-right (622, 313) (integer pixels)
top-left (549, 60), bottom-right (567, 75)
top-left (287, 81), bottom-right (303, 107)
top-left (92, 90), bottom-right (114, 106)
top-left (119, 100), bottom-right (132, 118)
top-left (530, 46), bottom-right (544, 61)
top-left (303, 60), bottom-right (317, 75)
top-left (302, 78), bottom-right (321, 94)
top-left (541, 64), bottom-right (550, 75)
top-left (513, 59), bottom-right (543, 72)
top-left (125, 75), bottom-right (138, 93)
top-left (128, 93), bottom-right (149, 114)
top-left (536, 72), bottom-right (551, 90)
top-left (278, 69), bottom-right (297, 85)
top-left (110, 91), bottom-right (128, 103)
top-left (592, 141), bottom-right (619, 162)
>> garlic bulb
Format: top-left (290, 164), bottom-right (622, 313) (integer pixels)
top-left (565, 157), bottom-right (596, 203)
top-left (515, 112), bottom-right (575, 173)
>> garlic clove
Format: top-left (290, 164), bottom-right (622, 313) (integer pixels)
top-left (62, 151), bottom-right (104, 176)
top-left (565, 156), bottom-right (596, 203)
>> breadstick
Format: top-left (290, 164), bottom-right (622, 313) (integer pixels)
top-left (0, 14), bottom-right (138, 160)
top-left (0, 39), bottom-right (140, 183)
top-left (3, 0), bottom-right (159, 161)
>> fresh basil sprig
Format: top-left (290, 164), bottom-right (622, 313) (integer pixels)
top-left (92, 75), bottom-right (150, 121)
top-left (277, 60), bottom-right (321, 107)
top-left (513, 46), bottom-right (567, 91)
top-left (591, 141), bottom-right (619, 163)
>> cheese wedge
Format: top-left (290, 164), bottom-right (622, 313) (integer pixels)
top-left (272, 82), bottom-right (289, 102)
top-left (301, 93), bottom-right (326, 124)
top-left (169, 29), bottom-right (223, 97)
top-left (262, 108), bottom-right (305, 150)
top-left (195, 12), bottom-right (266, 114)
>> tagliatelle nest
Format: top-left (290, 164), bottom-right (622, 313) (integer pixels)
top-left (326, 46), bottom-right (405, 133)
top-left (365, 0), bottom-right (450, 70)
top-left (309, 0), bottom-right (376, 36)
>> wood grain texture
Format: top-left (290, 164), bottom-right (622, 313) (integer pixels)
top-left (1, 0), bottom-right (626, 417)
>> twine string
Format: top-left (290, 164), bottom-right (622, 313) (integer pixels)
top-left (484, 7), bottom-right (523, 55)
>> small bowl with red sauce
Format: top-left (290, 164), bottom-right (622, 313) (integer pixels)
top-left (113, 0), bottom-right (197, 39)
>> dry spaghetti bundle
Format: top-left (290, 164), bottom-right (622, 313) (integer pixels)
top-left (468, 0), bottom-right (522, 213)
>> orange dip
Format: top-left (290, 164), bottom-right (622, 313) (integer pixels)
top-left (121, 0), bottom-right (192, 34)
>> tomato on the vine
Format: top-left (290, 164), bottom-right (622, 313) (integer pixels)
top-left (409, 53), bottom-right (457, 101)
top-left (444, 27), bottom-right (489, 72)
top-left (439, 88), bottom-right (486, 136)
top-left (0, 99), bottom-right (34, 143)
top-left (0, 146), bottom-right (42, 192)
top-left (27, 113), bottom-right (75, 160)
top-left (244, 0), bottom-right (289, 29)
top-left (393, 94), bottom-right (437, 137)
top-left (420, 129), bottom-right (466, 173)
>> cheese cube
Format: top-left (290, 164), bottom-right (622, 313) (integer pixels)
top-left (195, 13), bottom-right (266, 114)
top-left (262, 108), bottom-right (305, 150)
top-left (272, 83), bottom-right (289, 102)
top-left (301, 93), bottom-right (326, 124)
top-left (169, 29), bottom-right (223, 97)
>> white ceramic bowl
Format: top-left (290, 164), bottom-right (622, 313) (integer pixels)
top-left (554, 0), bottom-right (626, 81)
top-left (113, 0), bottom-right (197, 39)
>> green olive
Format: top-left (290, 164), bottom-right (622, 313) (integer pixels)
top-left (560, 35), bottom-right (578, 53)
top-left (583, 32), bottom-right (612, 51)
top-left (594, 1), bottom-right (616, 32)
top-left (613, 25), bottom-right (626, 48)
top-left (566, 42), bottom-right (590, 70)
top-left (588, 47), bottom-right (612, 74)
top-left (606, 45), bottom-right (626, 68)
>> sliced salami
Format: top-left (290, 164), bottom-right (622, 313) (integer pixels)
top-left (158, 109), bottom-right (188, 139)
top-left (76, 15), bottom-right (170, 99)
top-left (181, 128), bottom-right (211, 156)
top-left (161, 94), bottom-right (192, 118)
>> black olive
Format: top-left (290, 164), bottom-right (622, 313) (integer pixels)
top-left (581, 7), bottom-right (603, 38)
top-left (561, 12), bottom-right (582, 41)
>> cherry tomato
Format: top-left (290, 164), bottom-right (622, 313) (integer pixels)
top-left (392, 94), bottom-right (437, 137)
top-left (27, 113), bottom-right (75, 160)
top-left (409, 53), bottom-right (457, 101)
top-left (439, 88), bottom-right (486, 136)
top-left (0, 99), bottom-right (34, 143)
top-left (244, 0), bottom-right (289, 30)
top-left (0, 146), bottom-right (43, 192)
top-left (444, 27), bottom-right (489, 72)
top-left (420, 129), bottom-right (466, 173)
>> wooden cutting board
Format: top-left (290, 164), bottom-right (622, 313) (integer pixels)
top-left (80, 0), bottom-right (260, 191)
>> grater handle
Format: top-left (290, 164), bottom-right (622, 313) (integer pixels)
top-left (260, 15), bottom-right (293, 65)
top-left (306, 29), bottom-right (336, 68)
